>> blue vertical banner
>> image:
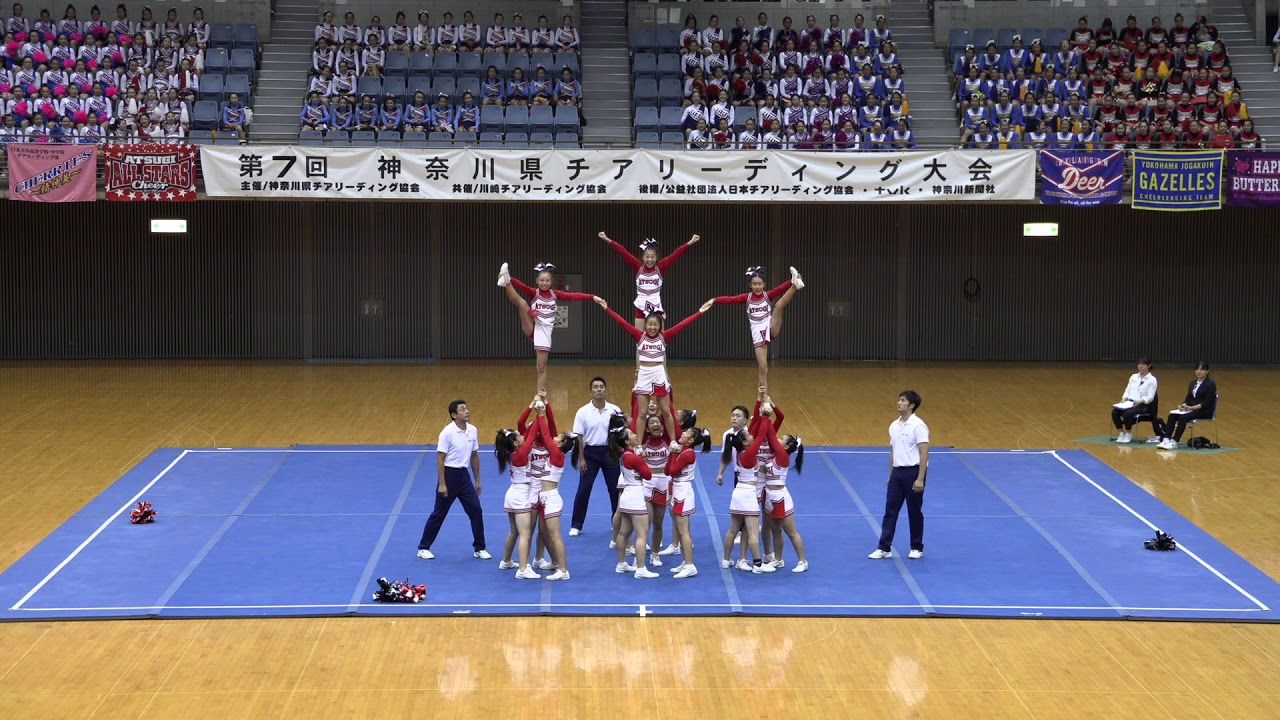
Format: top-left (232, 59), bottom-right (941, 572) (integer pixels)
top-left (1131, 150), bottom-right (1224, 211)
top-left (1039, 150), bottom-right (1125, 206)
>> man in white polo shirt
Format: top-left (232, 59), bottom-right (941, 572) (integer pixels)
top-left (568, 376), bottom-right (623, 536)
top-left (418, 399), bottom-right (490, 560)
top-left (870, 390), bottom-right (929, 560)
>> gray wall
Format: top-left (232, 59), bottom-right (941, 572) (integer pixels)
top-left (932, 0), bottom-right (1213, 47)
top-left (1, 201), bottom-right (1277, 363)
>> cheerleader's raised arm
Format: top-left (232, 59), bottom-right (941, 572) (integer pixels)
top-left (713, 265), bottom-right (804, 393)
top-left (599, 231), bottom-right (701, 329)
top-left (498, 262), bottom-right (600, 396)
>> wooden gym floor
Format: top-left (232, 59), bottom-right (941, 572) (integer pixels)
top-left (0, 361), bottom-right (1277, 720)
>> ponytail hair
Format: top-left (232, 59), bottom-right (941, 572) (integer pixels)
top-left (720, 428), bottom-right (745, 465)
top-left (558, 432), bottom-right (580, 469)
top-left (784, 434), bottom-right (804, 474)
top-left (698, 427), bottom-right (713, 453)
top-left (494, 429), bottom-right (519, 473)
top-left (678, 408), bottom-right (697, 431)
top-left (607, 425), bottom-right (630, 463)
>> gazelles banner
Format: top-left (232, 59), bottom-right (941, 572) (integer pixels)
top-left (1131, 150), bottom-right (1224, 211)
top-left (199, 147), bottom-right (1038, 202)
top-left (103, 144), bottom-right (198, 201)
top-left (7, 143), bottom-right (97, 202)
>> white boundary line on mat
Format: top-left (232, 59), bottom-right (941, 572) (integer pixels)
top-left (1050, 451), bottom-right (1271, 612)
top-left (10, 450), bottom-right (191, 611)
top-left (10, 602), bottom-right (1265, 613)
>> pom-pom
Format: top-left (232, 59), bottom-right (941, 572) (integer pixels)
top-left (111, 51), bottom-right (123, 64)
top-left (71, 32), bottom-right (84, 42)
top-left (120, 35), bottom-right (133, 46)
top-left (5, 41), bottom-right (19, 56)
top-left (41, 104), bottom-right (57, 118)
top-left (105, 86), bottom-right (118, 97)
top-left (54, 84), bottom-right (67, 97)
top-left (93, 27), bottom-right (108, 40)
top-left (130, 501), bottom-right (158, 524)
top-left (86, 60), bottom-right (97, 70)
top-left (371, 577), bottom-right (426, 603)
top-left (33, 51), bottom-right (48, 65)
top-left (74, 110), bottom-right (89, 124)
top-left (12, 101), bottom-right (27, 117)
top-left (35, 135), bottom-right (50, 143)
top-left (78, 83), bottom-right (91, 93)
top-left (25, 84), bottom-right (36, 95)
top-left (43, 33), bottom-right (54, 43)
top-left (0, 83), bottom-right (8, 94)
top-left (97, 112), bottom-right (108, 124)
top-left (1144, 530), bottom-right (1176, 551)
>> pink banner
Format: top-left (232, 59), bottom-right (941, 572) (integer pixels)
top-left (7, 144), bottom-right (97, 202)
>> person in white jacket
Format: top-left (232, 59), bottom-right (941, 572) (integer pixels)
top-left (1111, 356), bottom-right (1159, 444)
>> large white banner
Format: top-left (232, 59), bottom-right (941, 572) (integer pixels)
top-left (200, 147), bottom-right (1036, 202)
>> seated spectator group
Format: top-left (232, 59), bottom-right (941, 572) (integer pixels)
top-left (302, 9), bottom-right (582, 147)
top-left (0, 3), bottom-right (259, 145)
top-left (948, 13), bottom-right (1260, 150)
top-left (633, 11), bottom-right (916, 151)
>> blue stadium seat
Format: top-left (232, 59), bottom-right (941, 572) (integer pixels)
top-left (234, 23), bottom-right (259, 51)
top-left (946, 28), bottom-right (971, 60)
top-left (503, 106), bottom-right (529, 134)
top-left (209, 24), bottom-right (235, 49)
top-left (407, 77), bottom-right (432, 101)
top-left (482, 51), bottom-right (507, 75)
top-left (553, 106), bottom-right (579, 134)
top-left (658, 106), bottom-right (682, 134)
top-left (357, 77), bottom-right (384, 98)
top-left (402, 130), bottom-right (427, 147)
top-left (636, 131), bottom-right (660, 149)
top-left (658, 78), bottom-right (681, 106)
top-left (214, 134), bottom-right (239, 145)
top-left (656, 53), bottom-right (681, 80)
top-left (506, 52), bottom-right (530, 78)
top-left (454, 131), bottom-right (477, 146)
top-left (230, 48), bottom-right (255, 84)
top-left (350, 130), bottom-right (377, 147)
top-left (634, 78), bottom-right (658, 106)
top-left (504, 131), bottom-right (528, 148)
top-left (433, 77), bottom-right (456, 102)
top-left (553, 53), bottom-right (579, 76)
top-left (529, 131), bottom-right (553, 146)
top-left (383, 76), bottom-right (407, 103)
top-left (479, 131), bottom-right (504, 147)
top-left (205, 48), bottom-right (229, 75)
top-left (1022, 28), bottom-right (1044, 45)
top-left (384, 51), bottom-right (409, 78)
top-left (457, 52), bottom-right (483, 79)
top-left (200, 73), bottom-right (224, 102)
top-left (660, 131), bottom-right (684, 148)
top-left (480, 105), bottom-right (504, 131)
top-left (377, 130), bottom-right (401, 145)
top-left (633, 53), bottom-right (657, 79)
top-left (996, 28), bottom-right (1017, 49)
top-left (427, 131), bottom-right (453, 147)
top-left (191, 100), bottom-right (219, 130)
top-left (409, 52), bottom-right (433, 77)
top-left (456, 77), bottom-right (480, 104)
top-left (634, 106), bottom-right (659, 134)
top-left (630, 27), bottom-right (655, 53)
top-left (434, 52), bottom-right (459, 78)
top-left (528, 105), bottom-right (554, 133)
top-left (972, 28), bottom-right (995, 50)
top-left (326, 130), bottom-right (350, 146)
top-left (554, 132), bottom-right (578, 148)
top-left (224, 74), bottom-right (251, 101)
top-left (299, 129), bottom-right (323, 146)
top-left (656, 28), bottom-right (681, 53)
top-left (1045, 28), bottom-right (1069, 49)
top-left (188, 129), bottom-right (214, 145)
top-left (736, 106), bottom-right (757, 131)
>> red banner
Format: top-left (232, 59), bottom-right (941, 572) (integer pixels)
top-left (7, 144), bottom-right (97, 202)
top-left (103, 144), bottom-right (198, 201)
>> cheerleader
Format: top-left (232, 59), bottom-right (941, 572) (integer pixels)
top-left (162, 7), bottom-right (182, 43)
top-left (663, 424), bottom-right (712, 578)
top-left (187, 7), bottom-right (209, 48)
top-left (598, 230), bottom-right (700, 330)
top-left (498, 262), bottom-right (600, 393)
top-left (636, 413), bottom-right (674, 569)
top-left (595, 296), bottom-right (715, 442)
top-left (495, 411), bottom-right (543, 579)
top-left (412, 12), bottom-right (434, 51)
top-left (712, 266), bottom-right (804, 392)
top-left (555, 15), bottom-right (579, 53)
top-left (757, 417), bottom-right (808, 572)
top-left (720, 425), bottom-right (775, 573)
top-left (608, 425), bottom-right (659, 579)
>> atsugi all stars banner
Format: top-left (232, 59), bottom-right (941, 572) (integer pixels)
top-left (199, 147), bottom-right (1037, 202)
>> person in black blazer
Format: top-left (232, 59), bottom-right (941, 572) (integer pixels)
top-left (1156, 361), bottom-right (1217, 449)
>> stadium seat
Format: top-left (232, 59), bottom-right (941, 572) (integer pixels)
top-left (234, 24), bottom-right (259, 51)
top-left (433, 77), bottom-right (456, 102)
top-left (658, 78), bottom-right (681, 106)
top-left (529, 105), bottom-right (554, 133)
top-left (200, 73), bottom-right (225, 102)
top-left (630, 27), bottom-right (655, 53)
top-left (479, 131), bottom-right (504, 147)
top-left (656, 53), bottom-right (681, 80)
top-left (407, 77), bottom-right (432, 101)
top-left (454, 131), bottom-right (477, 146)
top-left (972, 28), bottom-right (995, 50)
top-left (299, 129), bottom-right (323, 146)
top-left (456, 77), bottom-right (480, 103)
top-left (480, 105), bottom-right (504, 131)
top-left (736, 106), bottom-right (757, 131)
top-left (656, 28), bottom-right (681, 53)
top-left (350, 130), bottom-right (377, 147)
top-left (402, 130), bottom-right (427, 147)
top-left (504, 106), bottom-right (529, 134)
top-left (205, 48), bottom-right (229, 75)
top-left (636, 131), bottom-right (661, 149)
top-left (191, 100), bottom-right (219, 130)
top-left (553, 53), bottom-right (579, 76)
top-left (225, 74), bottom-right (251, 101)
top-left (529, 131), bottom-right (553, 146)
top-left (458, 52), bottom-right (483, 79)
top-left (505, 131), bottom-right (528, 148)
top-left (427, 131), bottom-right (453, 147)
top-left (634, 78), bottom-right (658, 106)
top-left (482, 51), bottom-right (507, 75)
top-left (996, 28), bottom-right (1017, 49)
top-left (660, 131), bottom-right (684, 148)
top-left (659, 106), bottom-right (682, 134)
top-left (384, 51), bottom-right (409, 78)
top-left (506, 52), bottom-right (530, 78)
top-left (634, 106), bottom-right (659, 134)
top-left (1045, 28), bottom-right (1069, 49)
top-left (409, 52), bottom-right (433, 77)
top-left (946, 28), bottom-right (970, 60)
top-left (383, 76), bottom-right (407, 103)
top-left (1022, 28), bottom-right (1044, 45)
top-left (357, 77), bottom-right (384, 98)
top-left (188, 129), bottom-right (215, 145)
top-left (634, 53), bottom-right (657, 79)
top-left (554, 132), bottom-right (578, 148)
top-left (230, 48), bottom-right (255, 84)
top-left (213, 134), bottom-right (239, 145)
top-left (326, 130), bottom-right (350, 146)
top-left (209, 24), bottom-right (235, 49)
top-left (377, 130), bottom-right (401, 145)
top-left (434, 52), bottom-right (459, 78)
top-left (553, 106), bottom-right (580, 133)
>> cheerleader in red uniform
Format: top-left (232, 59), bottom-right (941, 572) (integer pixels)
top-left (498, 262), bottom-right (601, 393)
top-left (495, 413), bottom-right (544, 579)
top-left (637, 413), bottom-right (673, 570)
top-left (719, 424), bottom-right (775, 573)
top-left (595, 297), bottom-right (715, 441)
top-left (757, 415), bottom-right (808, 573)
top-left (713, 266), bottom-right (804, 393)
top-left (598, 231), bottom-right (701, 330)
top-left (609, 425), bottom-right (660, 579)
top-left (665, 424), bottom-right (713, 578)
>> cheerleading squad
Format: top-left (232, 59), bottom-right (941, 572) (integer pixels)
top-left (482, 230), bottom-right (808, 580)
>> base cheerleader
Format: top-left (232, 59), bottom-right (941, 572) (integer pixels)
top-left (595, 297), bottom-right (715, 440)
top-left (713, 266), bottom-right (804, 392)
top-left (665, 425), bottom-right (713, 578)
top-left (609, 424), bottom-right (660, 579)
top-left (720, 425), bottom-right (776, 573)
top-left (498, 261), bottom-right (600, 392)
top-left (495, 414), bottom-right (546, 579)
top-left (757, 416), bottom-right (808, 573)
top-left (598, 231), bottom-right (701, 330)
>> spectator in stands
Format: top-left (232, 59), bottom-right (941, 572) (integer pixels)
top-left (332, 60), bottom-right (357, 98)
top-left (508, 13), bottom-right (529, 52)
top-left (531, 15), bottom-right (553, 54)
top-left (531, 64), bottom-right (553, 98)
top-left (681, 90), bottom-right (707, 129)
top-left (1225, 89), bottom-right (1248, 129)
top-left (459, 10), bottom-right (481, 52)
top-left (378, 94), bottom-right (401, 134)
top-left (702, 14), bottom-right (724, 54)
top-left (329, 95), bottom-right (352, 130)
top-left (1207, 120), bottom-right (1233, 148)
top-left (712, 117), bottom-right (735, 149)
top-left (314, 10), bottom-right (336, 45)
top-left (404, 91), bottom-right (430, 132)
top-left (555, 67), bottom-right (580, 107)
top-left (788, 120), bottom-right (811, 149)
top-left (485, 13), bottom-right (506, 51)
top-left (353, 93), bottom-right (378, 130)
top-left (686, 117), bottom-right (710, 149)
top-left (1182, 119), bottom-right (1206, 148)
top-left (679, 14), bottom-right (700, 52)
top-left (455, 91), bottom-right (478, 132)
top-left (1237, 118), bottom-right (1261, 147)
top-left (762, 118), bottom-right (785, 148)
top-left (363, 16), bottom-right (384, 48)
top-left (891, 119), bottom-right (915, 149)
top-left (774, 16), bottom-right (797, 52)
top-left (481, 64), bottom-right (504, 106)
top-left (312, 37), bottom-right (333, 73)
top-left (437, 12), bottom-right (458, 52)
top-left (388, 12), bottom-right (410, 48)
top-left (335, 37), bottom-right (359, 75)
top-left (162, 7), bottom-right (182, 44)
top-left (413, 11), bottom-right (433, 51)
top-left (506, 67), bottom-right (528, 106)
top-left (309, 65), bottom-right (334, 97)
top-left (221, 90), bottom-right (246, 142)
top-left (556, 15), bottom-right (578, 52)
top-left (1214, 66), bottom-right (1238, 100)
top-left (361, 33), bottom-right (385, 73)
top-left (739, 116), bottom-right (760, 148)
top-left (751, 12), bottom-right (772, 49)
top-left (336, 11), bottom-right (359, 45)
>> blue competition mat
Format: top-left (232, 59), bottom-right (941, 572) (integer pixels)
top-left (1, 446), bottom-right (1277, 622)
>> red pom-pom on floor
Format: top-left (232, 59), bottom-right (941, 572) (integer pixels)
top-left (129, 501), bottom-right (157, 524)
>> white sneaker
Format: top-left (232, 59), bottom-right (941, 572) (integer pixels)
top-left (626, 545), bottom-right (636, 555)
top-left (792, 561), bottom-right (809, 573)
top-left (515, 567), bottom-right (541, 579)
top-left (1274, 65), bottom-right (1278, 72)
top-left (868, 549), bottom-right (892, 559)
top-left (762, 553), bottom-right (774, 563)
top-left (608, 540), bottom-right (616, 549)
top-left (674, 564), bottom-right (698, 579)
top-left (752, 562), bottom-right (777, 574)
top-left (720, 559), bottom-right (732, 569)
top-left (1117, 432), bottom-right (1132, 444)
top-left (497, 262), bottom-right (510, 287)
top-left (417, 549), bottom-right (435, 560)
top-left (736, 559), bottom-right (753, 572)
top-left (790, 266), bottom-right (804, 289)
top-left (658, 543), bottom-right (681, 556)
top-left (545, 569), bottom-right (571, 581)
top-left (1145, 436), bottom-right (1161, 444)
top-left (733, 533), bottom-right (741, 545)
top-left (536, 559), bottom-right (558, 571)
top-left (615, 562), bottom-right (637, 573)
top-left (908, 549), bottom-right (923, 559)
top-left (474, 550), bottom-right (492, 560)
top-left (498, 560), bottom-right (518, 570)
top-left (771, 558), bottom-right (786, 569)
top-left (669, 563), bottom-right (686, 574)
top-left (649, 553), bottom-right (663, 567)
top-left (634, 567), bottom-right (659, 579)
top-left (569, 528), bottom-right (580, 537)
